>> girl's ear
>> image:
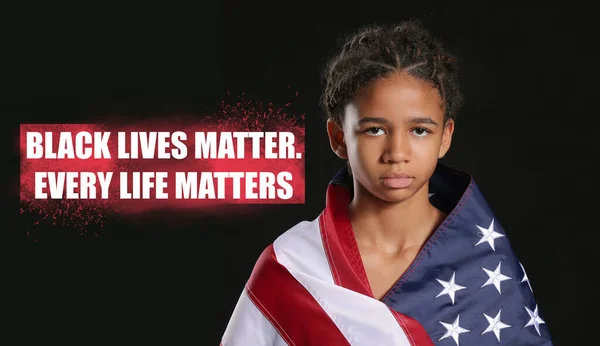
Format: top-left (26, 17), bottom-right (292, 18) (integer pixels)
top-left (326, 119), bottom-right (348, 159)
top-left (438, 118), bottom-right (455, 158)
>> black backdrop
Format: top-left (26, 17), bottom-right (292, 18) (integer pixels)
top-left (7, 3), bottom-right (596, 345)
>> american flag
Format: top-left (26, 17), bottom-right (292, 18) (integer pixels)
top-left (221, 163), bottom-right (553, 345)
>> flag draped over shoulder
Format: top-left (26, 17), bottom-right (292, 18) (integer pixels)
top-left (221, 163), bottom-right (554, 345)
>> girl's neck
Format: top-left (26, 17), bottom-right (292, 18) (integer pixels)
top-left (348, 182), bottom-right (446, 255)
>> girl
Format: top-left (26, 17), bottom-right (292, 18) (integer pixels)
top-left (221, 19), bottom-right (553, 346)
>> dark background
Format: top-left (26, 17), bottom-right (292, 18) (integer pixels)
top-left (6, 3), bottom-right (595, 345)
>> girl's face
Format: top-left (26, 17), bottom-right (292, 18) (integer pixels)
top-left (328, 71), bottom-right (454, 203)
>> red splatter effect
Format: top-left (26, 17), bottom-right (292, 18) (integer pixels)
top-left (20, 94), bottom-right (305, 229)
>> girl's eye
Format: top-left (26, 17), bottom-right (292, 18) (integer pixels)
top-left (412, 127), bottom-right (431, 137)
top-left (365, 127), bottom-right (385, 136)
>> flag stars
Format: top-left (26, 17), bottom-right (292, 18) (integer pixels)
top-left (435, 272), bottom-right (466, 305)
top-left (481, 262), bottom-right (511, 294)
top-left (475, 218), bottom-right (504, 251)
top-left (482, 309), bottom-right (511, 342)
top-left (520, 262), bottom-right (533, 293)
top-left (439, 315), bottom-right (470, 346)
top-left (525, 304), bottom-right (546, 336)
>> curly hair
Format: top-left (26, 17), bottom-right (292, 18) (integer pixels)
top-left (321, 19), bottom-right (464, 125)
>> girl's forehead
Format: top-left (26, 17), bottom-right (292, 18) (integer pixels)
top-left (343, 102), bottom-right (444, 127)
top-left (356, 73), bottom-right (442, 105)
top-left (348, 77), bottom-right (444, 120)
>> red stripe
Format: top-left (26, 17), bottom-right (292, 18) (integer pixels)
top-left (320, 184), bottom-right (373, 296)
top-left (321, 183), bottom-right (434, 345)
top-left (247, 244), bottom-right (351, 346)
top-left (318, 214), bottom-right (341, 285)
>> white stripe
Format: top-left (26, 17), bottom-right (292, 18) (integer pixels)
top-left (221, 288), bottom-right (288, 346)
top-left (272, 220), bottom-right (334, 284)
top-left (274, 218), bottom-right (412, 346)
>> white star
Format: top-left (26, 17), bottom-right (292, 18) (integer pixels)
top-left (435, 272), bottom-right (466, 305)
top-left (481, 262), bottom-right (511, 294)
top-left (429, 192), bottom-right (435, 198)
top-left (474, 218), bottom-right (504, 251)
top-left (439, 315), bottom-right (470, 346)
top-left (524, 304), bottom-right (545, 336)
top-left (482, 309), bottom-right (511, 342)
top-left (520, 262), bottom-right (533, 293)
